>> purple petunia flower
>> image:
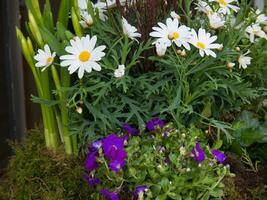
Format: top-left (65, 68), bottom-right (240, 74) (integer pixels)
top-left (122, 123), bottom-right (140, 136)
top-left (83, 174), bottom-right (101, 187)
top-left (146, 118), bottom-right (164, 131)
top-left (84, 153), bottom-right (98, 172)
top-left (88, 139), bottom-right (102, 154)
top-left (109, 159), bottom-right (126, 173)
top-left (191, 143), bottom-right (206, 163)
top-left (212, 149), bottom-right (227, 164)
top-left (134, 185), bottom-right (148, 197)
top-left (102, 134), bottom-right (126, 160)
top-left (101, 189), bottom-right (119, 200)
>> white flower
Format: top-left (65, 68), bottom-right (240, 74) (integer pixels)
top-left (60, 35), bottom-right (106, 79)
top-left (189, 28), bottom-right (221, 58)
top-left (246, 24), bottom-right (267, 43)
top-left (150, 18), bottom-right (191, 50)
top-left (208, 12), bottom-right (225, 29)
top-left (78, 0), bottom-right (88, 10)
top-left (80, 11), bottom-right (93, 28)
top-left (256, 10), bottom-right (267, 25)
top-left (170, 11), bottom-right (181, 20)
top-left (195, 0), bottom-right (213, 15)
top-left (114, 64), bottom-right (125, 78)
top-left (122, 17), bottom-right (141, 40)
top-left (209, 0), bottom-right (239, 15)
top-left (155, 40), bottom-right (168, 57)
top-left (34, 44), bottom-right (56, 71)
top-left (238, 50), bottom-right (252, 69)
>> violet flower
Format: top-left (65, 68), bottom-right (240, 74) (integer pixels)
top-left (109, 159), bottom-right (126, 173)
top-left (103, 137), bottom-right (126, 161)
top-left (212, 149), bottom-right (227, 164)
top-left (83, 174), bottom-right (101, 187)
top-left (122, 123), bottom-right (140, 136)
top-left (88, 139), bottom-right (102, 154)
top-left (102, 134), bottom-right (127, 173)
top-left (84, 153), bottom-right (98, 172)
top-left (146, 118), bottom-right (164, 131)
top-left (134, 185), bottom-right (148, 197)
top-left (191, 143), bottom-right (206, 163)
top-left (100, 189), bottom-right (119, 200)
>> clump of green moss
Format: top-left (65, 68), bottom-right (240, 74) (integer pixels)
top-left (0, 129), bottom-right (91, 200)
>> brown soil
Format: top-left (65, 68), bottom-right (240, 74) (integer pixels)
top-left (224, 153), bottom-right (267, 200)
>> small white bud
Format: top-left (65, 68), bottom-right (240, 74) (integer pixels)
top-left (186, 168), bottom-right (191, 172)
top-left (170, 11), bottom-right (181, 20)
top-left (236, 47), bottom-right (240, 51)
top-left (181, 49), bottom-right (187, 57)
top-left (76, 107), bottom-right (83, 114)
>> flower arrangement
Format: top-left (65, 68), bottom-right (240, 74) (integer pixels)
top-left (83, 118), bottom-right (231, 199)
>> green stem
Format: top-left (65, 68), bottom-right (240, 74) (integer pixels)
top-left (41, 69), bottom-right (60, 149)
top-left (61, 68), bottom-right (73, 155)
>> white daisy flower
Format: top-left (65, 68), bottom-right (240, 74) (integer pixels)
top-left (208, 12), bottom-right (225, 29)
top-left (256, 10), bottom-right (267, 25)
top-left (209, 0), bottom-right (239, 15)
top-left (189, 28), bottom-right (221, 58)
top-left (246, 24), bottom-right (267, 43)
top-left (150, 18), bottom-right (192, 50)
top-left (114, 64), bottom-right (125, 78)
top-left (155, 40), bottom-right (168, 57)
top-left (80, 11), bottom-right (94, 28)
top-left (195, 1), bottom-right (213, 15)
top-left (238, 50), bottom-right (252, 69)
top-left (170, 11), bottom-right (181, 21)
top-left (34, 44), bottom-right (56, 71)
top-left (60, 35), bottom-right (106, 79)
top-left (122, 17), bottom-right (141, 41)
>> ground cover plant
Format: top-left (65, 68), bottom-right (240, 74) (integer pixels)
top-left (13, 0), bottom-right (267, 199)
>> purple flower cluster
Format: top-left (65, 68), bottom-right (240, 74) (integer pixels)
top-left (191, 143), bottom-right (227, 164)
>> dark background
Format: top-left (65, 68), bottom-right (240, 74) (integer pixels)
top-left (0, 0), bottom-right (60, 169)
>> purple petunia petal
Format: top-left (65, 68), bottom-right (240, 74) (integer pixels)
top-left (84, 153), bottom-right (98, 172)
top-left (191, 143), bottom-right (206, 163)
top-left (101, 189), bottom-right (119, 200)
top-left (146, 118), bottom-right (164, 131)
top-left (122, 123), bottom-right (140, 136)
top-left (134, 185), bottom-right (148, 197)
top-left (212, 149), bottom-right (227, 164)
top-left (88, 139), bottom-right (102, 154)
top-left (83, 174), bottom-right (101, 187)
top-left (109, 159), bottom-right (125, 173)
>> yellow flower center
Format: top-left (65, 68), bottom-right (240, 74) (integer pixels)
top-left (46, 57), bottom-right (53, 64)
top-left (218, 0), bottom-right (227, 6)
top-left (196, 42), bottom-right (206, 49)
top-left (168, 32), bottom-right (180, 40)
top-left (79, 51), bottom-right (91, 62)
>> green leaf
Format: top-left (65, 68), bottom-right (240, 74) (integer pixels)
top-left (39, 26), bottom-right (65, 55)
top-left (43, 0), bottom-right (54, 32)
top-left (57, 0), bottom-right (72, 27)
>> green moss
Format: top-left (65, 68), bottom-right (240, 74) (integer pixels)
top-left (0, 129), bottom-right (92, 200)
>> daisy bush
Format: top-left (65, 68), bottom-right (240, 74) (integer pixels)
top-left (83, 118), bottom-right (232, 200)
top-left (17, 0), bottom-right (266, 157)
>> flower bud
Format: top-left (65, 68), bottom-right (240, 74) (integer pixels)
top-left (236, 46), bottom-right (240, 51)
top-left (170, 11), bottom-right (181, 21)
top-left (76, 106), bottom-right (83, 114)
top-left (155, 41), bottom-right (167, 57)
top-left (181, 49), bottom-right (187, 57)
